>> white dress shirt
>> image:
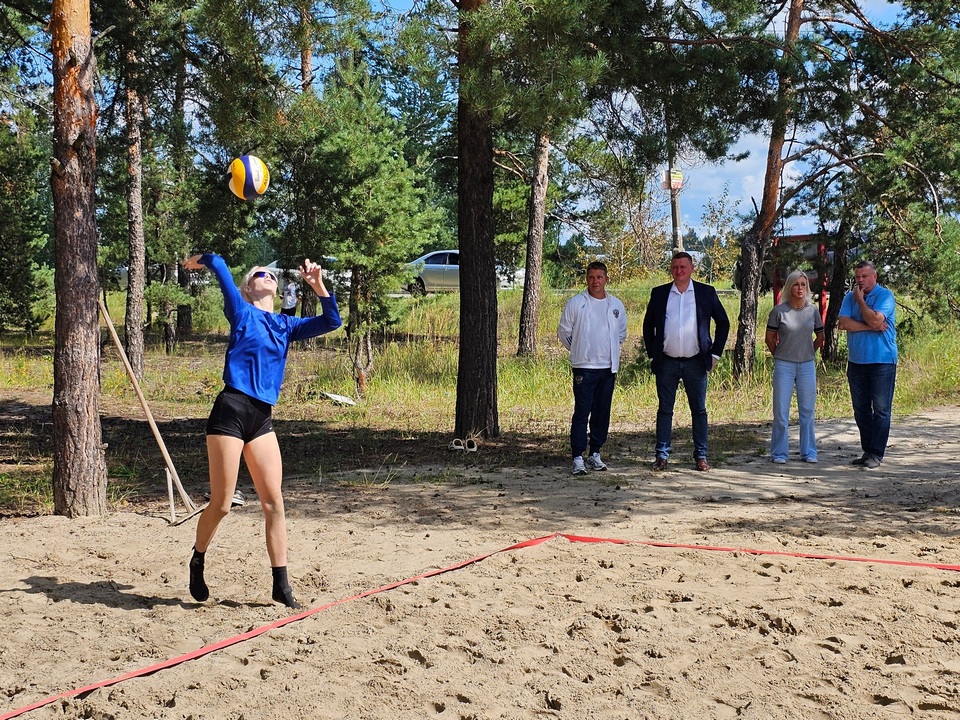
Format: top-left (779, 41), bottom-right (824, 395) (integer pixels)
top-left (662, 283), bottom-right (699, 358)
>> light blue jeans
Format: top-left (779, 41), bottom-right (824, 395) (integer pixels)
top-left (771, 359), bottom-right (817, 461)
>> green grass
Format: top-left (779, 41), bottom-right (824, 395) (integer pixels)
top-left (1, 281), bottom-right (958, 514)
top-left (0, 463), bottom-right (146, 516)
top-left (0, 467), bottom-right (53, 515)
top-left (0, 344), bottom-right (54, 389)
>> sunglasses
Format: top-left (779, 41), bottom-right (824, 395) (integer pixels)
top-left (253, 270), bottom-right (278, 283)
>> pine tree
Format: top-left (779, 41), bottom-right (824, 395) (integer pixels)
top-left (51, 0), bottom-right (108, 516)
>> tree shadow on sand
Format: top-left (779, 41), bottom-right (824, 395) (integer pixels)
top-left (2, 576), bottom-right (189, 610)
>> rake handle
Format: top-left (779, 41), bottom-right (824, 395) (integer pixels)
top-left (98, 298), bottom-right (196, 513)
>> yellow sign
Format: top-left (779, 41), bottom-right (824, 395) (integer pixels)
top-left (662, 169), bottom-right (683, 190)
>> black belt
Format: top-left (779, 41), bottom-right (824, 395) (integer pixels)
top-left (664, 354), bottom-right (698, 361)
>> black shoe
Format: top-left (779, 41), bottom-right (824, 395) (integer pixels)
top-left (273, 585), bottom-right (302, 609)
top-left (189, 554), bottom-right (209, 602)
top-left (862, 454), bottom-right (882, 469)
top-left (271, 565), bottom-right (302, 609)
top-left (851, 454), bottom-right (868, 466)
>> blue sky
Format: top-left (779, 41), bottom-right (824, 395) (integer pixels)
top-left (671, 0), bottom-right (905, 238)
top-left (672, 134), bottom-right (803, 239)
top-left (379, 0), bottom-right (905, 240)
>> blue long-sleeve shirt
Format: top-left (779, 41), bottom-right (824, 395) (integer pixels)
top-left (201, 253), bottom-right (342, 405)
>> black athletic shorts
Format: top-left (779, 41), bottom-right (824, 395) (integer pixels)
top-left (206, 387), bottom-right (274, 442)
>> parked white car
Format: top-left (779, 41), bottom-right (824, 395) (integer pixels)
top-left (405, 249), bottom-right (524, 294)
top-left (406, 250), bottom-right (460, 294)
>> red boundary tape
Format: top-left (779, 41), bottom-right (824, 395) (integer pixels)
top-left (4, 532), bottom-right (959, 719)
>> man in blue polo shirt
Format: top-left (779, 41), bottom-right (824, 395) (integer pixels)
top-left (838, 261), bottom-right (898, 469)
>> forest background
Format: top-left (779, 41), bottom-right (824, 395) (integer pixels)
top-left (0, 0), bottom-right (958, 516)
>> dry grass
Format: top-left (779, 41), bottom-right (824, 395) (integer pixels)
top-left (0, 283), bottom-right (958, 515)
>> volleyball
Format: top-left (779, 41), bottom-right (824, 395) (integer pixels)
top-left (228, 155), bottom-right (270, 200)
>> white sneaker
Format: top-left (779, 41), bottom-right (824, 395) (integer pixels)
top-left (572, 456), bottom-right (587, 476)
top-left (202, 490), bottom-right (246, 507)
top-left (585, 452), bottom-right (607, 471)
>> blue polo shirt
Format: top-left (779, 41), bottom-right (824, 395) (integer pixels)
top-left (839, 284), bottom-right (898, 364)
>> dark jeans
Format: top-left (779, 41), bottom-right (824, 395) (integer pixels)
top-left (570, 368), bottom-right (616, 458)
top-left (847, 361), bottom-right (897, 459)
top-left (655, 356), bottom-right (709, 461)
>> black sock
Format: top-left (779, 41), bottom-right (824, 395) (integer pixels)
top-left (271, 566), bottom-right (302, 609)
top-left (189, 547), bottom-right (209, 602)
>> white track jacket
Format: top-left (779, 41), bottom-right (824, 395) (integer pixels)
top-left (557, 290), bottom-right (628, 373)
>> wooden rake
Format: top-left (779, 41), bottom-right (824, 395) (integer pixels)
top-left (98, 298), bottom-right (204, 525)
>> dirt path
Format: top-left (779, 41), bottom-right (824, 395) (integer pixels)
top-left (3, 408), bottom-right (960, 719)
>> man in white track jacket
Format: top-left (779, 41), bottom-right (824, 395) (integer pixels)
top-left (557, 261), bottom-right (628, 476)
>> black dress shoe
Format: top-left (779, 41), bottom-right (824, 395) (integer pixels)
top-left (851, 454), bottom-right (868, 466)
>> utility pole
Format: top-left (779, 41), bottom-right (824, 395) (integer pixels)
top-left (663, 163), bottom-right (684, 252)
top-left (665, 112), bottom-right (683, 253)
top-left (669, 165), bottom-right (683, 252)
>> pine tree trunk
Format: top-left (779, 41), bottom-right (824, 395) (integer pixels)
top-left (301, 287), bottom-right (317, 318)
top-left (517, 132), bottom-right (549, 358)
top-left (732, 0), bottom-right (804, 380)
top-left (163, 300), bottom-right (176, 353)
top-left (733, 227), bottom-right (765, 379)
top-left (163, 261), bottom-right (177, 353)
top-left (51, 0), bottom-right (108, 517)
top-left (177, 265), bottom-right (192, 336)
top-left (124, 63), bottom-right (146, 380)
top-left (299, 4), bottom-right (313, 91)
top-left (455, 0), bottom-right (499, 439)
top-left (352, 332), bottom-right (373, 398)
top-left (350, 282), bottom-right (374, 397)
top-left (822, 221), bottom-right (851, 362)
top-left (172, 20), bottom-right (192, 338)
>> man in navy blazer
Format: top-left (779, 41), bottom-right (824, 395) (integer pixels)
top-left (642, 252), bottom-right (730, 471)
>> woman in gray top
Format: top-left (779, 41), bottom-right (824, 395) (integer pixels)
top-left (765, 271), bottom-right (825, 463)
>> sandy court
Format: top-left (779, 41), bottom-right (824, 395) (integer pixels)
top-left (3, 408), bottom-right (960, 719)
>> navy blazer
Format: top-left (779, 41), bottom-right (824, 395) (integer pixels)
top-left (642, 280), bottom-right (730, 375)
